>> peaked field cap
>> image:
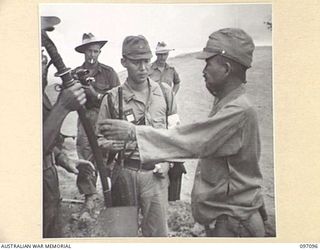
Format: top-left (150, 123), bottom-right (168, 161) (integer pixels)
top-left (196, 28), bottom-right (255, 68)
top-left (122, 35), bottom-right (152, 60)
top-left (75, 33), bottom-right (108, 53)
top-left (155, 41), bottom-right (174, 54)
top-left (41, 16), bottom-right (61, 31)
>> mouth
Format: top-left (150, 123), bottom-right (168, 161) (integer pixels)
top-left (89, 59), bottom-right (95, 64)
top-left (138, 73), bottom-right (147, 78)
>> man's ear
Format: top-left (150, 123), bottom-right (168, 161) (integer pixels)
top-left (121, 58), bottom-right (127, 68)
top-left (224, 62), bottom-right (232, 76)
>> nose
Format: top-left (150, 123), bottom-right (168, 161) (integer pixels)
top-left (139, 61), bottom-right (148, 71)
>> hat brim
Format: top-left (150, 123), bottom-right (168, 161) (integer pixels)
top-left (41, 16), bottom-right (61, 31)
top-left (195, 51), bottom-right (219, 60)
top-left (75, 41), bottom-right (108, 53)
top-left (156, 49), bottom-right (174, 54)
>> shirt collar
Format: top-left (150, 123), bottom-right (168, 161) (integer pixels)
top-left (150, 62), bottom-right (169, 70)
top-left (123, 78), bottom-right (162, 103)
top-left (81, 62), bottom-right (102, 73)
top-left (210, 85), bottom-right (246, 115)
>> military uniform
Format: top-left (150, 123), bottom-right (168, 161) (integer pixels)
top-left (148, 62), bottom-right (180, 89)
top-left (74, 62), bottom-right (120, 195)
top-left (149, 60), bottom-right (185, 201)
top-left (97, 78), bottom-right (177, 236)
top-left (134, 85), bottom-right (265, 236)
top-left (43, 93), bottom-right (61, 238)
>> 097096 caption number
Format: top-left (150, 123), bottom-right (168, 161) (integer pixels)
top-left (300, 244), bottom-right (318, 248)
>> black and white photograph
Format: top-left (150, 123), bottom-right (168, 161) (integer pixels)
top-left (40, 3), bottom-right (274, 238)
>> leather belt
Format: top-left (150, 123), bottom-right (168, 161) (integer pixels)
top-left (124, 159), bottom-right (155, 171)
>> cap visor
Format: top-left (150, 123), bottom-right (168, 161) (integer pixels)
top-left (124, 53), bottom-right (153, 60)
top-left (195, 51), bottom-right (218, 60)
top-left (75, 41), bottom-right (108, 53)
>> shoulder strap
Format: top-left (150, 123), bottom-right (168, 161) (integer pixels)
top-left (107, 92), bottom-right (118, 119)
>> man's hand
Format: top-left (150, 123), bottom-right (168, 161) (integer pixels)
top-left (82, 84), bottom-right (99, 102)
top-left (63, 158), bottom-right (95, 175)
top-left (98, 119), bottom-right (136, 141)
top-left (153, 163), bottom-right (169, 179)
top-left (99, 139), bottom-right (126, 152)
top-left (57, 81), bottom-right (86, 111)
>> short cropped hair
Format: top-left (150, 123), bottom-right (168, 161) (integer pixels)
top-left (215, 55), bottom-right (248, 83)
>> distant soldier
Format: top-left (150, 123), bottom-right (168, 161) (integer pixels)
top-left (149, 41), bottom-right (186, 201)
top-left (73, 33), bottom-right (120, 217)
top-left (149, 42), bottom-right (181, 95)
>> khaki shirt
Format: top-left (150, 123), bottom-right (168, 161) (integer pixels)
top-left (135, 86), bottom-right (264, 224)
top-left (148, 62), bottom-right (180, 88)
top-left (74, 62), bottom-right (120, 160)
top-left (97, 78), bottom-right (177, 160)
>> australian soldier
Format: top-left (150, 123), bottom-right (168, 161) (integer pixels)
top-left (73, 33), bottom-right (120, 217)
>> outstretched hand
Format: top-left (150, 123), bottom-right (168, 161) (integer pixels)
top-left (98, 119), bottom-right (136, 141)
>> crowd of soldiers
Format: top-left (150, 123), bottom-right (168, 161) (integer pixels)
top-left (42, 16), bottom-right (268, 238)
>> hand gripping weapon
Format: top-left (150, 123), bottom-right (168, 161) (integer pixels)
top-left (41, 29), bottom-right (112, 208)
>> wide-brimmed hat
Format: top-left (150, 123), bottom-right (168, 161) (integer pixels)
top-left (122, 35), bottom-right (152, 60)
top-left (41, 16), bottom-right (61, 31)
top-left (75, 33), bottom-right (108, 53)
top-left (196, 28), bottom-right (255, 68)
top-left (155, 42), bottom-right (174, 54)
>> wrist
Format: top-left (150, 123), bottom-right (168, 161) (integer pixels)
top-left (128, 125), bottom-right (137, 141)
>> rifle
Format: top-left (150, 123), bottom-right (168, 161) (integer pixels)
top-left (117, 86), bottom-right (125, 168)
top-left (41, 30), bottom-right (112, 208)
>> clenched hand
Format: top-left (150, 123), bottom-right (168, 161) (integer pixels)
top-left (98, 119), bottom-right (136, 141)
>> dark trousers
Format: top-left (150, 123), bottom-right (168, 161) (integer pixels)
top-left (43, 167), bottom-right (61, 238)
top-left (205, 211), bottom-right (266, 237)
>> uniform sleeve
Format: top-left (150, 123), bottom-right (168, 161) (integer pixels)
top-left (173, 68), bottom-right (181, 85)
top-left (165, 87), bottom-right (177, 116)
top-left (110, 69), bottom-right (120, 88)
top-left (136, 104), bottom-right (247, 164)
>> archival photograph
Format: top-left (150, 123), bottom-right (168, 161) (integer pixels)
top-left (40, 3), bottom-right (274, 238)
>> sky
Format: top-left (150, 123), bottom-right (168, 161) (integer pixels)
top-left (40, 3), bottom-right (272, 73)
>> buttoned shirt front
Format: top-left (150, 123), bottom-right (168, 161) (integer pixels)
top-left (135, 85), bottom-right (264, 224)
top-left (97, 78), bottom-right (176, 160)
top-left (148, 62), bottom-right (180, 88)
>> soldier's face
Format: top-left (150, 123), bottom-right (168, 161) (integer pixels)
top-left (156, 53), bottom-right (168, 63)
top-left (203, 56), bottom-right (227, 96)
top-left (84, 44), bottom-right (101, 65)
top-left (122, 57), bottom-right (150, 84)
